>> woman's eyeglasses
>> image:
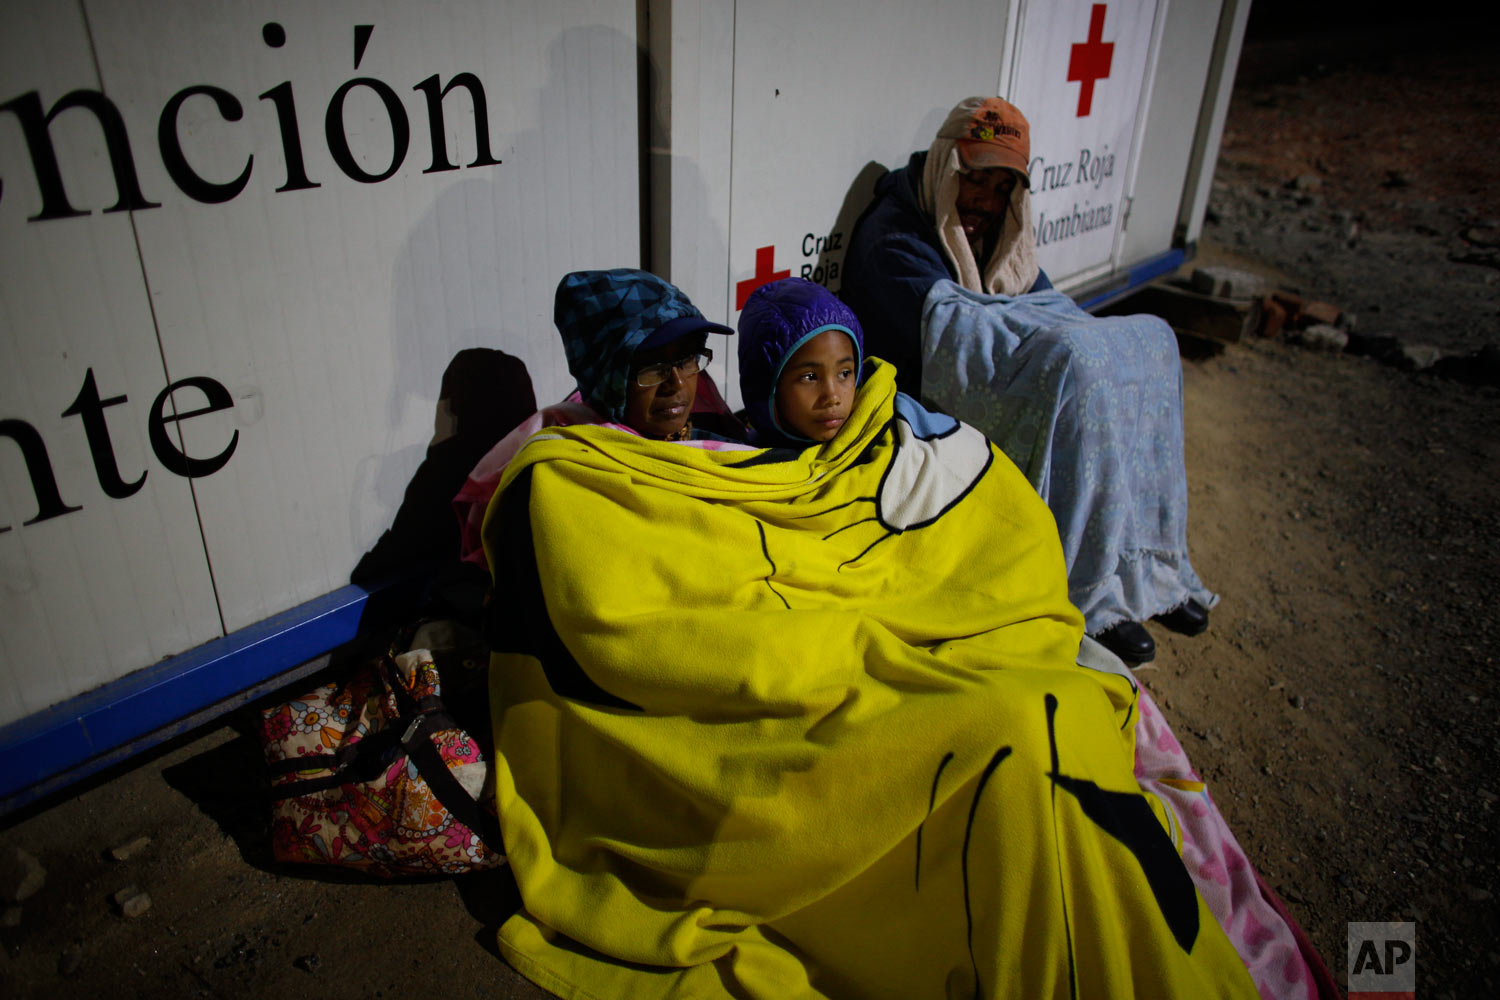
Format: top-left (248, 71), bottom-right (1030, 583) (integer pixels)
top-left (634, 349), bottom-right (713, 387)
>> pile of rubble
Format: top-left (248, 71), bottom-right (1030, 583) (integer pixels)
top-left (2, 837), bottom-right (154, 934)
top-left (1129, 265), bottom-right (1500, 388)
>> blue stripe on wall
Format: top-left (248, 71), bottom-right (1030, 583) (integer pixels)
top-left (0, 584), bottom-right (382, 810)
top-left (1077, 248), bottom-right (1187, 312)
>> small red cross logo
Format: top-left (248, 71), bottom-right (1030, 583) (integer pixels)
top-left (1067, 4), bottom-right (1114, 118)
top-left (735, 245), bottom-right (791, 309)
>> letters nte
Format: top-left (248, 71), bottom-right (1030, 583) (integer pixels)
top-left (1, 369), bottom-right (237, 533)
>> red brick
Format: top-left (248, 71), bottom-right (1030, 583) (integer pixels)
top-left (1299, 300), bottom-right (1342, 327)
top-left (1271, 290), bottom-right (1304, 313)
top-left (1259, 296), bottom-right (1288, 339)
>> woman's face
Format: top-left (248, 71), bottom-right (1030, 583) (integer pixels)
top-left (775, 330), bottom-right (857, 442)
top-left (623, 335), bottom-right (702, 438)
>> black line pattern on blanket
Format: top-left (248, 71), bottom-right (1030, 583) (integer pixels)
top-left (1046, 693), bottom-right (1201, 954)
top-left (783, 495), bottom-right (877, 520)
top-left (756, 522), bottom-right (790, 610)
top-left (822, 516), bottom-right (879, 541)
top-left (915, 751), bottom-right (955, 891)
top-left (851, 423), bottom-right (892, 466)
top-left (838, 530), bottom-right (895, 570)
top-left (962, 745), bottom-right (1012, 998)
top-left (723, 446), bottom-right (805, 467)
top-left (1046, 694), bottom-right (1080, 1000)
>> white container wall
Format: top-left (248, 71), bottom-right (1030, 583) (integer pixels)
top-left (2, 0), bottom-right (1248, 764)
top-left (653, 0), bottom-right (1017, 410)
top-left (0, 0), bottom-right (640, 726)
top-left (653, 0), bottom-right (1248, 408)
top-left (1006, 0), bottom-right (1165, 286)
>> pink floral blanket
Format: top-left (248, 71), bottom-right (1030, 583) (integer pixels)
top-left (1135, 685), bottom-right (1339, 1000)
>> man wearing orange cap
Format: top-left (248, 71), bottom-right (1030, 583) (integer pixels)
top-left (843, 96), bottom-right (1215, 665)
top-left (844, 97), bottom-right (1047, 383)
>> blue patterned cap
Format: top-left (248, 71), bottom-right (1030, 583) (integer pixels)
top-left (554, 269), bottom-right (733, 421)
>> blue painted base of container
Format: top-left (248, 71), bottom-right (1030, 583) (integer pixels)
top-left (1076, 247), bottom-right (1189, 313)
top-left (0, 574), bottom-right (428, 815)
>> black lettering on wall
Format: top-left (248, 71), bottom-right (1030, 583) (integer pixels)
top-left (0, 90), bottom-right (161, 220)
top-left (412, 73), bottom-right (502, 173)
top-left (325, 77), bottom-right (409, 183)
top-left (60, 368), bottom-right (146, 499)
top-left (256, 81), bottom-right (321, 193)
top-left (257, 22), bottom-right (318, 193)
top-left (0, 418), bottom-right (82, 530)
top-left (326, 26), bottom-right (408, 183)
top-left (353, 25), bottom-right (375, 69)
top-left (148, 376), bottom-right (239, 478)
top-left (2, 21), bottom-right (504, 219)
top-left (158, 85), bottom-right (253, 204)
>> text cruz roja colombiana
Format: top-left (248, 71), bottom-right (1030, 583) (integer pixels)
top-left (1028, 144), bottom-right (1117, 247)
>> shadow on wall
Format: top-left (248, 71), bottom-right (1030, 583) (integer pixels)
top-left (352, 22), bottom-right (640, 565)
top-left (350, 347), bottom-right (536, 619)
top-left (810, 160), bottom-right (890, 297)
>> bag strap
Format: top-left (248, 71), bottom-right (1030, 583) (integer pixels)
top-left (380, 647), bottom-right (502, 851)
top-left (264, 704), bottom-right (464, 785)
top-left (401, 714), bottom-right (506, 855)
top-left (269, 709), bottom-right (503, 857)
top-left (266, 653), bottom-right (432, 782)
top-left (267, 639), bottom-right (504, 857)
top-left (380, 654), bottom-right (421, 716)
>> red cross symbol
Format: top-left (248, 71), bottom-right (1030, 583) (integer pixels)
top-left (1067, 4), bottom-right (1114, 118)
top-left (735, 245), bottom-right (791, 309)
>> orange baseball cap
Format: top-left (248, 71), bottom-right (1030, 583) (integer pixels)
top-left (937, 96), bottom-right (1031, 184)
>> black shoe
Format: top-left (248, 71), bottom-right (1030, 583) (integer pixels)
top-left (1153, 599), bottom-right (1210, 636)
top-left (1092, 621), bottom-right (1155, 663)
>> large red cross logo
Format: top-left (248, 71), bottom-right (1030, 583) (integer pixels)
top-left (1067, 4), bottom-right (1114, 118)
top-left (735, 245), bottom-right (790, 309)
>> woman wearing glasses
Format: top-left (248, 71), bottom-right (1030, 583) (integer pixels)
top-left (453, 269), bottom-right (749, 566)
top-left (616, 325), bottom-right (726, 442)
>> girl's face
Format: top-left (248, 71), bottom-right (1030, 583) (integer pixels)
top-left (775, 330), bottom-right (857, 442)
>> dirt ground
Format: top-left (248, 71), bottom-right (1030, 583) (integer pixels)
top-left (1164, 23), bottom-right (1500, 998)
top-left (4, 24), bottom-right (1499, 1000)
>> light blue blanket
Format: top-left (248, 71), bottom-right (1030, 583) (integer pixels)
top-left (920, 281), bottom-right (1216, 632)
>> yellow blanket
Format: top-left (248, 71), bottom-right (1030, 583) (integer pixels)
top-left (482, 360), bottom-right (1256, 999)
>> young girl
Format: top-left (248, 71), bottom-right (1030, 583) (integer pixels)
top-left (737, 277), bottom-right (865, 446)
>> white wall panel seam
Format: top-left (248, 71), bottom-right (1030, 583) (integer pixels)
top-left (1107, 0), bottom-right (1170, 274)
top-left (716, 0), bottom-right (738, 395)
top-left (78, 0), bottom-right (229, 634)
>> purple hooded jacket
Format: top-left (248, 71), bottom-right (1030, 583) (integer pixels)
top-left (736, 278), bottom-right (866, 446)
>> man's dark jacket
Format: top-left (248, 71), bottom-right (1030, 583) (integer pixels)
top-left (841, 150), bottom-right (1051, 396)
